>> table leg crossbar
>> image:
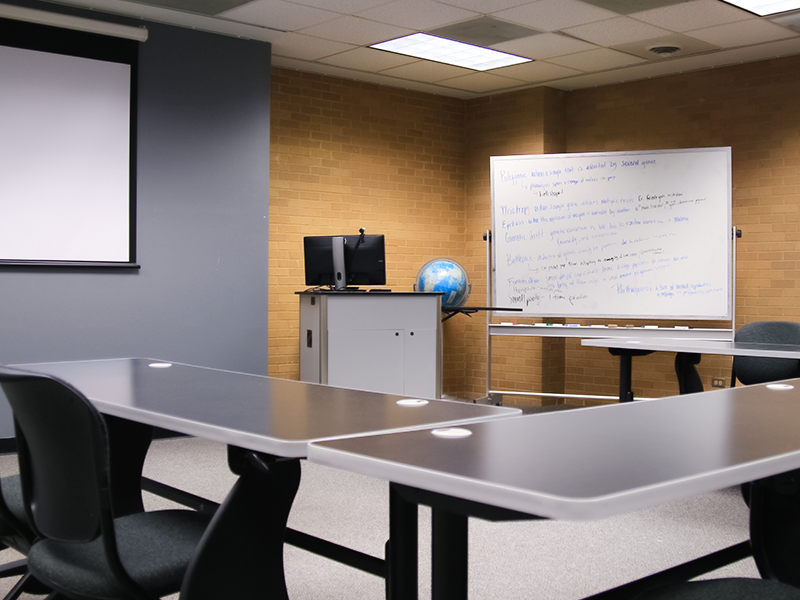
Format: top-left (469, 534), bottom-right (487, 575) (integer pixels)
top-left (141, 475), bottom-right (387, 578)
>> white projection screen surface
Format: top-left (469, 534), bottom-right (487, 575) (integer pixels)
top-left (0, 38), bottom-right (134, 265)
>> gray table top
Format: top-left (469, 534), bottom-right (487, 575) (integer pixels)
top-left (309, 380), bottom-right (800, 520)
top-left (581, 338), bottom-right (800, 357)
top-left (11, 358), bottom-right (519, 458)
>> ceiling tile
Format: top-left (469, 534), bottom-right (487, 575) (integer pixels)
top-left (221, 0), bottom-right (339, 30)
top-left (494, 0), bottom-right (620, 32)
top-left (270, 32), bottom-right (357, 59)
top-left (630, 0), bottom-right (752, 32)
top-left (298, 15), bottom-right (413, 44)
top-left (612, 33), bottom-right (720, 59)
top-left (356, 0), bottom-right (478, 30)
top-left (428, 16), bottom-right (540, 45)
top-left (563, 16), bottom-right (672, 45)
top-left (134, 0), bottom-right (252, 15)
top-left (771, 11), bottom-right (800, 33)
top-left (380, 59), bottom-right (473, 81)
top-left (491, 59), bottom-right (584, 81)
top-left (435, 71), bottom-right (528, 92)
top-left (579, 0), bottom-right (688, 15)
top-left (437, 0), bottom-right (534, 12)
top-left (289, 0), bottom-right (394, 11)
top-left (686, 18), bottom-right (799, 47)
top-left (545, 47), bottom-right (648, 70)
top-left (318, 46), bottom-right (420, 69)
top-left (492, 32), bottom-right (598, 58)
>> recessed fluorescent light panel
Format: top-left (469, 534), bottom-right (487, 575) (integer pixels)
top-left (718, 0), bottom-right (800, 15)
top-left (371, 33), bottom-right (530, 71)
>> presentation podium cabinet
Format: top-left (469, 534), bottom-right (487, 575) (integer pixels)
top-left (298, 292), bottom-right (442, 399)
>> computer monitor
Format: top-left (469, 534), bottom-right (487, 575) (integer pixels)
top-left (304, 233), bottom-right (386, 289)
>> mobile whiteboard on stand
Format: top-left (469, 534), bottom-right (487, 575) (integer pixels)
top-left (484, 147), bottom-right (735, 403)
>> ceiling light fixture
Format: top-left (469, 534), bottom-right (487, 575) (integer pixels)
top-left (371, 33), bottom-right (530, 71)
top-left (717, 0), bottom-right (800, 16)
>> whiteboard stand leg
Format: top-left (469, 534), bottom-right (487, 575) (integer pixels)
top-left (488, 392), bottom-right (503, 406)
top-left (484, 229), bottom-right (495, 405)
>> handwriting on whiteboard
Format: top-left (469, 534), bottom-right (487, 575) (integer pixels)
top-left (491, 149), bottom-right (731, 319)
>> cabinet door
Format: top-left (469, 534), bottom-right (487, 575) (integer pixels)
top-left (404, 328), bottom-right (439, 399)
top-left (327, 329), bottom-right (405, 396)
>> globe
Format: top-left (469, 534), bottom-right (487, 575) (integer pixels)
top-left (415, 259), bottom-right (471, 308)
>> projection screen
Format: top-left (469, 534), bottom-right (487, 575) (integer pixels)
top-left (0, 18), bottom-right (137, 266)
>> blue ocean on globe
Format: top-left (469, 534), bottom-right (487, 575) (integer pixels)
top-left (416, 259), bottom-right (471, 308)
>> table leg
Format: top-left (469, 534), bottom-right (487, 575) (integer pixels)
top-left (608, 349), bottom-right (653, 402)
top-left (180, 448), bottom-right (301, 600)
top-left (432, 508), bottom-right (468, 600)
top-left (750, 469), bottom-right (800, 587)
top-left (618, 353), bottom-right (634, 402)
top-left (104, 415), bottom-right (153, 517)
top-left (387, 483), bottom-right (419, 600)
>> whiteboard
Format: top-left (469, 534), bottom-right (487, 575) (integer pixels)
top-left (490, 148), bottom-right (732, 320)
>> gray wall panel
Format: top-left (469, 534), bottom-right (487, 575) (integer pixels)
top-left (0, 16), bottom-right (271, 437)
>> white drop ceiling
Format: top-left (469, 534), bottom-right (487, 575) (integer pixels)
top-left (45, 0), bottom-right (800, 98)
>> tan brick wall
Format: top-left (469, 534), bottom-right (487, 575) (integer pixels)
top-left (561, 55), bottom-right (800, 403)
top-left (269, 55), bottom-right (800, 405)
top-left (268, 69), bottom-right (469, 391)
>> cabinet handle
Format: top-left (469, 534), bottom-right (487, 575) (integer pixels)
top-left (307, 330), bottom-right (313, 348)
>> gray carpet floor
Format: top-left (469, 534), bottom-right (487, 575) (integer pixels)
top-left (0, 435), bottom-right (760, 599)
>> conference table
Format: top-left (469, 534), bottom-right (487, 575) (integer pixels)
top-left (582, 337), bottom-right (800, 401)
top-left (309, 380), bottom-right (800, 599)
top-left (10, 358), bottom-right (519, 600)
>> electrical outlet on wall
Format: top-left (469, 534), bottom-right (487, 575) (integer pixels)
top-left (711, 377), bottom-right (726, 388)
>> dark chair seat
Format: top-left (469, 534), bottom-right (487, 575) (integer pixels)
top-left (0, 475), bottom-right (26, 539)
top-left (0, 473), bottom-right (44, 600)
top-left (29, 510), bottom-right (209, 599)
top-left (636, 578), bottom-right (800, 599)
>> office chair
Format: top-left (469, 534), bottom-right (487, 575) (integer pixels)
top-left (732, 321), bottom-right (800, 386)
top-left (0, 366), bottom-right (212, 600)
top-left (0, 473), bottom-right (48, 599)
top-left (635, 469), bottom-right (800, 600)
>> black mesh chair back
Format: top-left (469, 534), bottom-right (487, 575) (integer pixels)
top-left (733, 321), bottom-right (800, 385)
top-left (2, 371), bottom-right (107, 544)
top-left (0, 366), bottom-right (211, 600)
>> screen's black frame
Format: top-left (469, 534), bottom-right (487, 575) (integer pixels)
top-left (304, 235), bottom-right (386, 288)
top-left (0, 16), bottom-right (139, 269)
